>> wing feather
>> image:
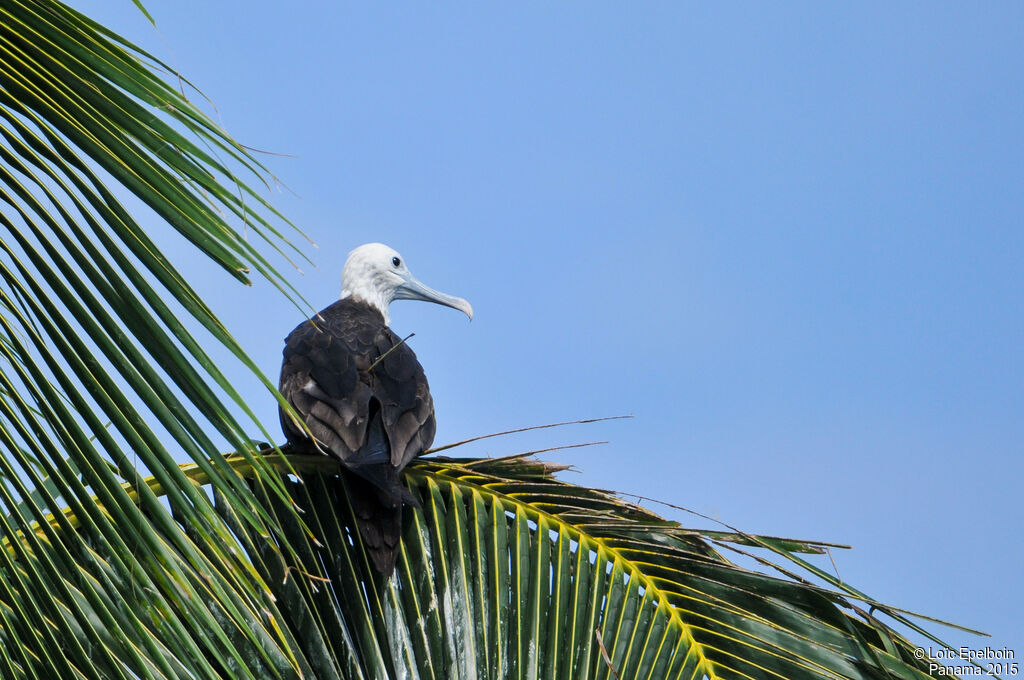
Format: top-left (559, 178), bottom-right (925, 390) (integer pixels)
top-left (279, 297), bottom-right (437, 575)
top-left (278, 298), bottom-right (435, 471)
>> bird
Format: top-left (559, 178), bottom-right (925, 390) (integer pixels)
top-left (278, 243), bottom-right (472, 575)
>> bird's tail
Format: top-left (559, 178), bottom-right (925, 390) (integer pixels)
top-left (345, 468), bottom-right (415, 576)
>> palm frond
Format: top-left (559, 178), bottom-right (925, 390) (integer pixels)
top-left (0, 2), bottom-right (315, 677)
top-left (2, 450), bottom-right (976, 680)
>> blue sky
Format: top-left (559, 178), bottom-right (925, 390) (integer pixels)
top-left (81, 1), bottom-right (1021, 660)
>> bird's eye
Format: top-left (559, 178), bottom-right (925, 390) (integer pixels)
top-left (392, 257), bottom-right (401, 267)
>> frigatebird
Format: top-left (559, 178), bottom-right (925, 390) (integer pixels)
top-left (279, 243), bottom-right (472, 575)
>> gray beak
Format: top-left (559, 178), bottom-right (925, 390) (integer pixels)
top-left (395, 274), bottom-right (473, 320)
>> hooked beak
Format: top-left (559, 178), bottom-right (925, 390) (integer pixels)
top-left (395, 273), bottom-right (474, 320)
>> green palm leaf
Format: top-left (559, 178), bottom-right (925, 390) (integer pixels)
top-left (0, 1), bottom-right (314, 678)
top-left (3, 450), bottom-right (974, 679)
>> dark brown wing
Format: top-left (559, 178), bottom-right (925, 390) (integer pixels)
top-left (372, 328), bottom-right (436, 471)
top-left (279, 297), bottom-right (436, 475)
top-left (279, 298), bottom-right (435, 575)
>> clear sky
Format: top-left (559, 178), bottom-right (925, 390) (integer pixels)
top-left (78, 1), bottom-right (1021, 661)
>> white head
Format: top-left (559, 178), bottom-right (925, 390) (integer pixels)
top-left (340, 243), bottom-right (473, 324)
